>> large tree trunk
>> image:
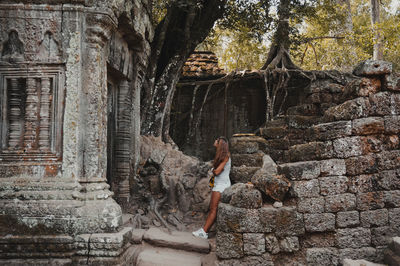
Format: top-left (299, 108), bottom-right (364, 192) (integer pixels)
top-left (261, 0), bottom-right (298, 70)
top-left (370, 0), bottom-right (383, 60)
top-left (141, 0), bottom-right (226, 142)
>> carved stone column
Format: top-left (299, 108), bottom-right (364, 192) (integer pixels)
top-left (23, 78), bottom-right (38, 150)
top-left (8, 78), bottom-right (23, 149)
top-left (39, 77), bottom-right (51, 151)
top-left (115, 80), bottom-right (131, 204)
top-left (80, 13), bottom-right (115, 183)
top-left (66, 12), bottom-right (122, 233)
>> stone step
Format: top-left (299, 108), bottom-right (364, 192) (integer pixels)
top-left (143, 227), bottom-right (210, 254)
top-left (136, 248), bottom-right (202, 266)
top-left (384, 248), bottom-right (400, 266)
top-left (390, 236), bottom-right (400, 255)
top-left (343, 259), bottom-right (385, 266)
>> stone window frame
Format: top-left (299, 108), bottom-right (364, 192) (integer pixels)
top-left (0, 65), bottom-right (64, 162)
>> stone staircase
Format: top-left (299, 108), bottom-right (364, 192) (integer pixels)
top-left (121, 214), bottom-right (216, 266)
top-left (384, 237), bottom-right (400, 266)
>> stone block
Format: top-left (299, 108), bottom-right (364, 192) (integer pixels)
top-left (229, 184), bottom-right (262, 209)
top-left (360, 209), bottom-right (388, 227)
top-left (345, 155), bottom-right (377, 176)
top-left (288, 130), bottom-right (307, 143)
top-left (356, 192), bottom-right (385, 211)
top-left (217, 203), bottom-right (265, 233)
top-left (384, 115), bottom-right (400, 134)
top-left (378, 169), bottom-right (400, 190)
top-left (289, 141), bottom-right (333, 162)
top-left (325, 193), bottom-right (356, 212)
top-left (278, 161), bottom-right (320, 180)
top-left (259, 126), bottom-right (288, 139)
top-left (289, 142), bottom-right (319, 162)
top-left (324, 98), bottom-right (370, 121)
top-left (376, 150), bottom-right (400, 171)
top-left (306, 248), bottom-right (339, 266)
top-left (333, 137), bottom-right (363, 158)
top-left (336, 228), bottom-right (371, 248)
top-left (221, 183), bottom-right (246, 204)
top-left (265, 234), bottom-right (280, 254)
top-left (392, 93), bottom-right (400, 115)
top-left (336, 211), bottom-right (360, 228)
top-left (230, 166), bottom-right (259, 184)
top-left (353, 60), bottom-right (392, 76)
top-left (287, 115), bottom-right (321, 129)
top-left (389, 208), bottom-right (400, 235)
top-left (390, 237), bottom-right (400, 256)
top-left (243, 233), bottom-right (265, 255)
top-left (258, 206), bottom-right (279, 233)
top-left (274, 207), bottom-right (305, 237)
top-left (217, 254), bottom-right (274, 266)
top-left (279, 236), bottom-right (300, 253)
top-left (265, 138), bottom-right (290, 150)
top-left (319, 176), bottom-right (348, 196)
top-left (261, 154), bottom-right (279, 174)
top-left (230, 141), bottom-right (259, 154)
top-left (292, 179), bottom-right (320, 198)
top-left (384, 190), bottom-right (400, 208)
top-left (232, 152), bottom-right (264, 167)
top-left (339, 247), bottom-right (377, 263)
top-left (358, 77), bottom-right (381, 96)
top-left (268, 149), bottom-right (289, 163)
top-left (371, 226), bottom-right (392, 247)
top-left (360, 136), bottom-right (383, 154)
top-left (304, 213), bottom-right (336, 232)
top-left (230, 136), bottom-right (268, 152)
top-left (297, 197), bottom-right (325, 213)
top-left (382, 134), bottom-right (400, 150)
top-left (369, 92), bottom-right (395, 116)
top-left (352, 117), bottom-right (385, 135)
top-left (216, 232), bottom-right (244, 259)
top-left (303, 232), bottom-right (336, 248)
top-left (251, 172), bottom-right (290, 202)
top-left (348, 174), bottom-right (378, 193)
top-left (320, 159), bottom-right (346, 176)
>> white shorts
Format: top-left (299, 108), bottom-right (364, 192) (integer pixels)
top-left (212, 178), bottom-right (231, 193)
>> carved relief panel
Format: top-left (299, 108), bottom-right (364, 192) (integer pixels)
top-left (0, 6), bottom-right (65, 163)
top-left (0, 66), bottom-right (65, 161)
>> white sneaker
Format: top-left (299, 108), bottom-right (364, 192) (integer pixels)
top-left (192, 228), bottom-right (208, 239)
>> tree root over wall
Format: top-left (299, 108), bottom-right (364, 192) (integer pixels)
top-left (127, 135), bottom-right (212, 231)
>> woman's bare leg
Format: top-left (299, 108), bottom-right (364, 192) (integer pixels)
top-left (203, 191), bottom-right (221, 233)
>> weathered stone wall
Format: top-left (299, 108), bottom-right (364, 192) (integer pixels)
top-left (217, 61), bottom-right (400, 265)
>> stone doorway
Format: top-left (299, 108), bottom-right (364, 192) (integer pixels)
top-left (106, 77), bottom-right (118, 189)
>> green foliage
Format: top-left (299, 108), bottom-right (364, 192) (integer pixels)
top-left (291, 0), bottom-right (400, 71)
top-left (200, 27), bottom-right (268, 71)
top-left (199, 0), bottom-right (318, 71)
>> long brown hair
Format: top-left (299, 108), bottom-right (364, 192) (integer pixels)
top-left (213, 136), bottom-right (230, 169)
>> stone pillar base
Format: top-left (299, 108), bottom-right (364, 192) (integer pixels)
top-left (0, 227), bottom-right (137, 265)
top-left (0, 179), bottom-right (122, 236)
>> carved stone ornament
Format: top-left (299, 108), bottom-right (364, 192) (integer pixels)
top-left (85, 13), bottom-right (117, 46)
top-left (37, 31), bottom-right (61, 61)
top-left (1, 30), bottom-right (25, 62)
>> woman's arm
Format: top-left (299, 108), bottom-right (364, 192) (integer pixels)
top-left (213, 156), bottom-right (229, 176)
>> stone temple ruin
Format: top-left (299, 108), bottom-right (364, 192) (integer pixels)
top-left (0, 1), bottom-right (400, 266)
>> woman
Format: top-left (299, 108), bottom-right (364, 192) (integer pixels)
top-left (192, 136), bottom-right (231, 239)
